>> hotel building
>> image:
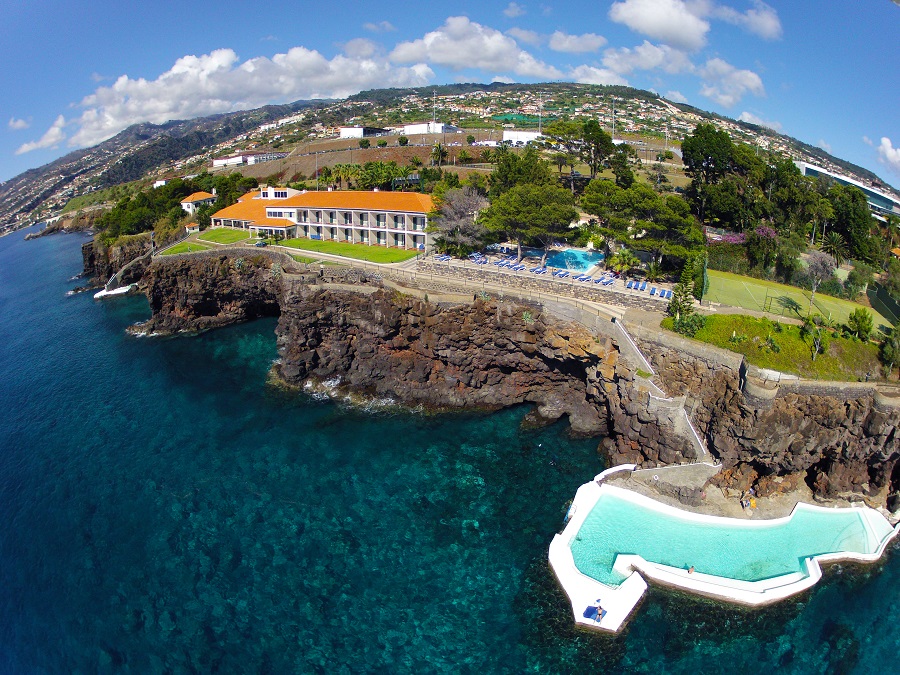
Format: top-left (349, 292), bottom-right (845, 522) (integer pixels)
top-left (210, 188), bottom-right (433, 251)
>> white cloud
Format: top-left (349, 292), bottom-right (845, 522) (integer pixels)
top-left (65, 47), bottom-right (432, 149)
top-left (714, 1), bottom-right (782, 40)
top-left (506, 27), bottom-right (543, 46)
top-left (16, 115), bottom-right (67, 154)
top-left (878, 137), bottom-right (900, 176)
top-left (863, 136), bottom-right (874, 147)
top-left (737, 110), bottom-right (781, 132)
top-left (609, 0), bottom-right (710, 51)
top-left (602, 41), bottom-right (693, 75)
top-left (504, 2), bottom-right (526, 17)
top-left (548, 31), bottom-right (607, 53)
top-left (390, 16), bottom-right (562, 78)
top-left (90, 72), bottom-right (108, 83)
top-left (492, 75), bottom-right (516, 83)
top-left (664, 90), bottom-right (688, 103)
top-left (817, 139), bottom-right (832, 153)
top-left (698, 57), bottom-right (764, 107)
top-left (342, 38), bottom-right (379, 58)
top-left (568, 65), bottom-right (629, 86)
top-left (363, 21), bottom-right (396, 33)
top-left (8, 117), bottom-right (30, 131)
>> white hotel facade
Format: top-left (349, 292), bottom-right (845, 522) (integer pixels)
top-left (210, 188), bottom-right (433, 251)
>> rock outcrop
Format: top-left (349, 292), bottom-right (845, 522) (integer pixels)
top-left (134, 252), bottom-right (900, 508)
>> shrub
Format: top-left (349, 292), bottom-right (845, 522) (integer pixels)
top-left (674, 313), bottom-right (706, 337)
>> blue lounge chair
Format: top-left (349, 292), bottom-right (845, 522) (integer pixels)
top-left (557, 270), bottom-right (569, 278)
top-left (594, 276), bottom-right (605, 284)
top-left (530, 266), bottom-right (542, 273)
top-left (604, 277), bottom-right (615, 285)
top-left (639, 281), bottom-right (648, 291)
top-left (626, 280), bottom-right (634, 289)
top-left (650, 287), bottom-right (657, 296)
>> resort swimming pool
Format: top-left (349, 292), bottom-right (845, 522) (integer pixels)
top-left (570, 489), bottom-right (895, 586)
top-left (523, 248), bottom-right (605, 272)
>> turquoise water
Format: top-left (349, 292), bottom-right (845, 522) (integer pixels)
top-left (1, 227), bottom-right (899, 673)
top-left (572, 491), bottom-right (887, 586)
top-left (523, 248), bottom-right (605, 272)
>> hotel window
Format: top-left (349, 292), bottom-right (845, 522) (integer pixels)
top-left (314, 211), bottom-right (322, 223)
top-left (376, 214), bottom-right (386, 227)
top-left (343, 212), bottom-right (352, 225)
top-left (393, 215), bottom-right (404, 228)
top-left (301, 211), bottom-right (308, 222)
top-left (329, 211), bottom-right (336, 224)
top-left (261, 191), bottom-right (269, 198)
top-left (359, 213), bottom-right (369, 226)
top-left (274, 190), bottom-right (287, 198)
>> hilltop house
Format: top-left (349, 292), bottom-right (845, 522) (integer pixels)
top-left (210, 188), bottom-right (433, 251)
top-left (180, 191), bottom-right (217, 216)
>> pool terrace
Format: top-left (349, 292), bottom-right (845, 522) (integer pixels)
top-left (549, 471), bottom-right (899, 634)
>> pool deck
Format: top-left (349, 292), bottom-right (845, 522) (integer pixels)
top-left (549, 468), bottom-right (900, 634)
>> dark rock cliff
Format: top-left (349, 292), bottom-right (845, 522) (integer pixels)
top-left (134, 254), bottom-right (900, 508)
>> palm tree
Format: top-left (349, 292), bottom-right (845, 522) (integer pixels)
top-left (396, 165), bottom-right (413, 191)
top-left (645, 261), bottom-right (662, 282)
top-left (457, 149), bottom-right (472, 165)
top-left (409, 155), bottom-right (423, 169)
top-left (821, 231), bottom-right (848, 268)
top-left (431, 143), bottom-right (448, 167)
top-left (608, 249), bottom-right (640, 276)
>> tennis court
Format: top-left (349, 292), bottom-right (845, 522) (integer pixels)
top-left (705, 270), bottom-right (892, 332)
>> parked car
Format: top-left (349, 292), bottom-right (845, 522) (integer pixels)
top-left (255, 240), bottom-right (268, 247)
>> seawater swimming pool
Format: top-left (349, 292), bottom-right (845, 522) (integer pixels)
top-left (522, 248), bottom-right (605, 272)
top-left (549, 480), bottom-right (899, 633)
top-left (570, 489), bottom-right (893, 586)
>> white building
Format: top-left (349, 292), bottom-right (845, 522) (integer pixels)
top-left (502, 130), bottom-right (543, 145)
top-left (211, 151), bottom-right (288, 168)
top-left (402, 122), bottom-right (460, 136)
top-left (180, 191), bottom-right (217, 216)
top-left (338, 126), bottom-right (388, 139)
top-left (211, 189), bottom-right (434, 251)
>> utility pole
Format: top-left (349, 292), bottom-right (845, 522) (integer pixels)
top-left (538, 91), bottom-right (543, 134)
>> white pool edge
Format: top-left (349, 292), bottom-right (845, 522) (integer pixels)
top-left (549, 477), bottom-right (900, 633)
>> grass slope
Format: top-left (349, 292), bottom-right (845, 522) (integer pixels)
top-left (706, 269), bottom-right (891, 332)
top-left (280, 238), bottom-right (419, 263)
top-left (198, 228), bottom-right (251, 244)
top-left (160, 242), bottom-right (210, 255)
top-left (663, 314), bottom-right (881, 381)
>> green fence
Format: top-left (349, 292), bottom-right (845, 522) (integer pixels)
top-left (867, 283), bottom-right (900, 326)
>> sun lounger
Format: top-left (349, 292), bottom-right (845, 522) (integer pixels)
top-left (650, 287), bottom-right (657, 296)
top-left (639, 281), bottom-right (648, 291)
top-left (557, 270), bottom-right (569, 278)
top-left (604, 277), bottom-right (615, 285)
top-left (626, 280), bottom-right (634, 289)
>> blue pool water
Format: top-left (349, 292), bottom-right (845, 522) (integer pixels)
top-left (571, 491), bottom-right (889, 586)
top-left (1, 227), bottom-right (899, 673)
top-left (523, 248), bottom-right (605, 272)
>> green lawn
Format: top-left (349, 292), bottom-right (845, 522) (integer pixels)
top-left (198, 228), bottom-right (251, 244)
top-left (160, 242), bottom-right (210, 255)
top-left (280, 238), bottom-right (419, 263)
top-left (663, 314), bottom-right (881, 381)
top-left (706, 269), bottom-right (891, 333)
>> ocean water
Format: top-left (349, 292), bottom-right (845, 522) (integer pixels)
top-left (0, 227), bottom-right (898, 674)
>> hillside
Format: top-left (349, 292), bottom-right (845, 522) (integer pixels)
top-left (2, 82), bottom-right (896, 235)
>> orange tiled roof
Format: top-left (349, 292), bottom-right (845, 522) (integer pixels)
top-left (212, 190), bottom-right (433, 224)
top-left (181, 191), bottom-right (215, 203)
top-left (283, 191), bottom-right (433, 213)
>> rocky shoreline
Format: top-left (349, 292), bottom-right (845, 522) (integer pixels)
top-left (94, 250), bottom-right (900, 513)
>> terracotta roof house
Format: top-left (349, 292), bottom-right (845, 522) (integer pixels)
top-left (211, 189), bottom-right (433, 251)
top-left (180, 191), bottom-right (217, 216)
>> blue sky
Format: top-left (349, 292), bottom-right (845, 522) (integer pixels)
top-left (2, 0), bottom-right (898, 185)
